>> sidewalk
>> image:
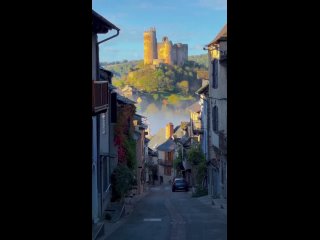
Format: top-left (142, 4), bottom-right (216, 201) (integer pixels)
top-left (188, 189), bottom-right (227, 216)
top-left (96, 186), bottom-right (150, 240)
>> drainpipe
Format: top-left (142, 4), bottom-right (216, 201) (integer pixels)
top-left (96, 29), bottom-right (120, 81)
top-left (98, 29), bottom-right (120, 45)
top-left (96, 114), bottom-right (101, 219)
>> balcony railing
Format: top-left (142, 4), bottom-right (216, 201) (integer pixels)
top-left (92, 80), bottom-right (108, 114)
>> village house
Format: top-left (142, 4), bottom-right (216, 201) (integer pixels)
top-left (206, 24), bottom-right (227, 207)
top-left (98, 67), bottom-right (119, 218)
top-left (172, 122), bottom-right (192, 185)
top-left (196, 83), bottom-right (210, 174)
top-left (186, 101), bottom-right (203, 143)
top-left (156, 123), bottom-right (176, 184)
top-left (92, 9), bottom-right (120, 239)
top-left (145, 147), bottom-right (158, 184)
top-left (133, 114), bottom-right (148, 194)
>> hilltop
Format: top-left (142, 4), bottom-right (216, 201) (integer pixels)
top-left (100, 55), bottom-right (209, 130)
top-left (102, 54), bottom-right (208, 78)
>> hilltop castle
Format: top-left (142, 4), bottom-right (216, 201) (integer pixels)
top-left (144, 27), bottom-right (188, 66)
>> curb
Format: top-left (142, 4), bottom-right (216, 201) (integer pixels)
top-left (92, 222), bottom-right (104, 240)
top-left (98, 190), bottom-right (150, 239)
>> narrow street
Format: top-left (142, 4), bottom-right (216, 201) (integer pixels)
top-left (104, 184), bottom-right (227, 240)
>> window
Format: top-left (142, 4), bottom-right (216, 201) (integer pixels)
top-left (103, 156), bottom-right (109, 191)
top-left (110, 92), bottom-right (117, 123)
top-left (165, 167), bottom-right (171, 176)
top-left (221, 164), bottom-right (224, 184)
top-left (212, 59), bottom-right (218, 89)
top-left (101, 113), bottom-right (106, 134)
top-left (212, 106), bottom-right (218, 132)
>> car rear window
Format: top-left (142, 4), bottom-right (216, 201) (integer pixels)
top-left (175, 180), bottom-right (184, 184)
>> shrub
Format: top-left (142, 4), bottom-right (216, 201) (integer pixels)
top-left (111, 165), bottom-right (135, 202)
top-left (192, 187), bottom-right (208, 198)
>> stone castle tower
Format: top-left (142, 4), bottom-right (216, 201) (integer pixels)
top-left (172, 43), bottom-right (188, 66)
top-left (158, 37), bottom-right (173, 64)
top-left (144, 27), bottom-right (158, 65)
top-left (143, 27), bottom-right (188, 66)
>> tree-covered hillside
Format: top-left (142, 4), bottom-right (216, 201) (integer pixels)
top-left (100, 55), bottom-right (209, 111)
top-left (101, 54), bottom-right (209, 79)
top-left (102, 60), bottom-right (143, 78)
top-left (188, 54), bottom-right (209, 69)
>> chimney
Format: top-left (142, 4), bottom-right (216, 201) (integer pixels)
top-left (166, 122), bottom-right (174, 139)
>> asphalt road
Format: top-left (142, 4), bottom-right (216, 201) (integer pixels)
top-left (105, 184), bottom-right (227, 240)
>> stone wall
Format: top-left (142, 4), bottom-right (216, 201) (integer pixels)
top-left (143, 28), bottom-right (188, 66)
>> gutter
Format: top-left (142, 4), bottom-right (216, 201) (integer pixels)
top-left (95, 27), bottom-right (120, 84)
top-left (98, 29), bottom-right (120, 45)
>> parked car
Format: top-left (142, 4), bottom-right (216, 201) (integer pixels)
top-left (172, 178), bottom-right (188, 192)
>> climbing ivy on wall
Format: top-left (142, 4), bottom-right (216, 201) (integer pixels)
top-left (124, 137), bottom-right (137, 171)
top-left (111, 103), bottom-right (137, 202)
top-left (114, 103), bottom-right (136, 166)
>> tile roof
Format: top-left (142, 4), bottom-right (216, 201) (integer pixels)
top-left (92, 10), bottom-right (120, 33)
top-left (208, 24), bottom-right (227, 46)
top-left (156, 139), bottom-right (176, 152)
top-left (148, 128), bottom-right (166, 150)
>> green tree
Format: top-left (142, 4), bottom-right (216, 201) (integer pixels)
top-left (187, 144), bottom-right (205, 165)
top-left (177, 80), bottom-right (189, 95)
top-left (163, 77), bottom-right (175, 92)
top-left (187, 144), bottom-right (206, 186)
top-left (152, 93), bottom-right (159, 101)
top-left (113, 79), bottom-right (125, 88)
top-left (124, 136), bottom-right (137, 170)
top-left (167, 94), bottom-right (180, 106)
top-left (111, 165), bottom-right (135, 201)
top-left (173, 148), bottom-right (184, 177)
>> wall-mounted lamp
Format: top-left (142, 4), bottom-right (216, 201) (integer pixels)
top-left (203, 46), bottom-right (225, 55)
top-left (203, 46), bottom-right (215, 51)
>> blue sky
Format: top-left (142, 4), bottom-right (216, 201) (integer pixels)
top-left (93, 0), bottom-right (227, 62)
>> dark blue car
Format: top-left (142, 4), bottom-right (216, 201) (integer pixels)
top-left (172, 178), bottom-right (188, 192)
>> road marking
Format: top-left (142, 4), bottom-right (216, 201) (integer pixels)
top-left (143, 218), bottom-right (162, 222)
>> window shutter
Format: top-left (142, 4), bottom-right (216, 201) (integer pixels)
top-left (212, 59), bottom-right (218, 88)
top-left (212, 107), bottom-right (214, 131)
top-left (212, 106), bottom-right (218, 132)
top-left (215, 106), bottom-right (218, 132)
top-left (111, 92), bottom-right (117, 123)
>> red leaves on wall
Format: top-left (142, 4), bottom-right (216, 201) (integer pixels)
top-left (114, 103), bottom-right (136, 166)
